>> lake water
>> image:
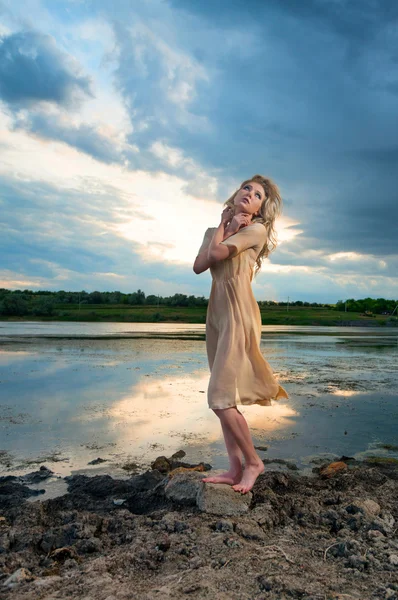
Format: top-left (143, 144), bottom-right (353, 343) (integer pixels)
top-left (1, 322), bottom-right (397, 490)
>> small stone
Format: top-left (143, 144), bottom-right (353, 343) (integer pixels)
top-left (257, 575), bottom-right (273, 591)
top-left (235, 521), bottom-right (266, 541)
top-left (369, 513), bottom-right (395, 535)
top-left (250, 503), bottom-right (276, 530)
top-left (389, 554), bottom-right (398, 566)
top-left (345, 498), bottom-right (381, 519)
top-left (171, 450), bottom-right (186, 459)
top-left (319, 461), bottom-right (348, 478)
top-left (113, 498), bottom-right (126, 506)
top-left (367, 529), bottom-right (385, 540)
top-left (50, 546), bottom-right (79, 562)
top-left (224, 536), bottom-right (242, 548)
top-left (347, 554), bottom-right (367, 570)
top-left (155, 536), bottom-right (171, 552)
top-left (323, 495), bottom-right (342, 506)
top-left (214, 519), bottom-right (234, 533)
top-left (64, 558), bottom-right (78, 569)
top-left (22, 465), bottom-right (54, 483)
top-left (76, 537), bottom-right (102, 554)
top-left (88, 457), bottom-right (107, 465)
top-left (189, 556), bottom-right (203, 569)
top-left (3, 568), bottom-right (34, 587)
top-left (346, 514), bottom-right (362, 531)
top-left (151, 456), bottom-right (171, 473)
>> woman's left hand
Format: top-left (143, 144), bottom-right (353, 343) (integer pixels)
top-left (220, 206), bottom-right (233, 226)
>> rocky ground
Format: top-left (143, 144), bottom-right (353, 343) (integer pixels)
top-left (0, 454), bottom-right (398, 600)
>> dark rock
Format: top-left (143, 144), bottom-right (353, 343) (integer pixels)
top-left (126, 481), bottom-right (171, 515)
top-left (328, 541), bottom-right (348, 558)
top-left (22, 465), bottom-right (54, 483)
top-left (164, 472), bottom-right (204, 506)
top-left (75, 537), bottom-right (102, 553)
top-left (346, 553), bottom-right (368, 570)
top-left (368, 514), bottom-right (395, 535)
top-left (214, 519), bottom-right (234, 533)
top-left (128, 470), bottom-right (166, 493)
top-left (50, 546), bottom-right (79, 562)
top-left (171, 450), bottom-right (186, 459)
top-left (151, 456), bottom-right (171, 473)
top-left (87, 457), bottom-right (107, 465)
top-left (151, 454), bottom-right (212, 474)
top-left (65, 470), bottom-right (165, 499)
top-left (257, 575), bottom-right (273, 591)
top-left (346, 514), bottom-right (363, 531)
top-left (338, 455), bottom-right (357, 463)
top-left (65, 474), bottom-right (133, 498)
top-left (121, 461), bottom-right (140, 472)
top-left (0, 480), bottom-right (45, 509)
top-left (323, 494), bottom-right (342, 505)
top-left (169, 460), bottom-right (212, 472)
top-left (155, 536), bottom-right (171, 552)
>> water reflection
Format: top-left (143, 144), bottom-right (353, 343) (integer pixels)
top-left (332, 390), bottom-right (362, 397)
top-left (0, 327), bottom-right (397, 477)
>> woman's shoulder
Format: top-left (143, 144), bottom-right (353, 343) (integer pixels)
top-left (249, 221), bottom-right (266, 229)
top-left (237, 222), bottom-right (266, 234)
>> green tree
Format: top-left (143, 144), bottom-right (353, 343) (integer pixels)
top-left (0, 293), bottom-right (29, 316)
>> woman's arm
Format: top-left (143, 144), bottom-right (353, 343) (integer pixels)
top-left (193, 207), bottom-right (232, 275)
top-left (193, 248), bottom-right (213, 274)
top-left (193, 209), bottom-right (252, 274)
top-left (193, 207), bottom-right (233, 274)
top-left (208, 211), bottom-right (251, 263)
top-left (207, 222), bottom-right (232, 263)
top-left (193, 223), bottom-right (233, 273)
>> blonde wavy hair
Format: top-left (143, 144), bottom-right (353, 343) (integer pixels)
top-left (224, 174), bottom-right (283, 276)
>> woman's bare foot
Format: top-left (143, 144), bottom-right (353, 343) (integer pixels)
top-left (202, 469), bottom-right (243, 485)
top-left (232, 461), bottom-right (265, 494)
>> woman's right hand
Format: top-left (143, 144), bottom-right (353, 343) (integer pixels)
top-left (227, 213), bottom-right (252, 235)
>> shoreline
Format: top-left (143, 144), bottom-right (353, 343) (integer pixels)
top-left (1, 317), bottom-right (397, 327)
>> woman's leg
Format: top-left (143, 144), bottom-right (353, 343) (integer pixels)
top-left (229, 409), bottom-right (265, 494)
top-left (202, 407), bottom-right (243, 485)
top-left (203, 406), bottom-right (264, 493)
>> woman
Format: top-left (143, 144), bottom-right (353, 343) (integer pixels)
top-left (193, 174), bottom-right (289, 494)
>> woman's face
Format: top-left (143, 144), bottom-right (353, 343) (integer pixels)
top-left (233, 181), bottom-right (265, 217)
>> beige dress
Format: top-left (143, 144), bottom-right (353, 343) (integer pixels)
top-left (198, 223), bottom-right (289, 410)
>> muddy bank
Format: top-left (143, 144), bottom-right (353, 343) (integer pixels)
top-left (0, 454), bottom-right (398, 600)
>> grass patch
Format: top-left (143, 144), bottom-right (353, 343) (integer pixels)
top-left (364, 456), bottom-right (398, 465)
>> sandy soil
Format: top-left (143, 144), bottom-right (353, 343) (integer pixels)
top-left (1, 455), bottom-right (398, 600)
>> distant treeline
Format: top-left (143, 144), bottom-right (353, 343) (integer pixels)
top-left (335, 298), bottom-right (397, 315)
top-left (0, 288), bottom-right (396, 317)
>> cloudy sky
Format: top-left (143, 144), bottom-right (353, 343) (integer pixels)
top-left (1, 0), bottom-right (397, 303)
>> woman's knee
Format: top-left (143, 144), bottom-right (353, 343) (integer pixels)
top-left (213, 406), bottom-right (239, 418)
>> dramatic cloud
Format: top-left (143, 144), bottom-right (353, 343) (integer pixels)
top-left (0, 30), bottom-right (92, 108)
top-left (14, 109), bottom-right (128, 164)
top-left (0, 0), bottom-right (397, 302)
